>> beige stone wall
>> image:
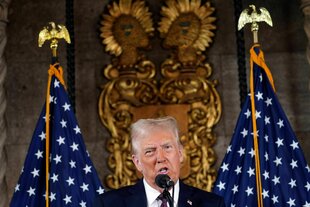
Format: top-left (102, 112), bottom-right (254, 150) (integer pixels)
top-left (3, 0), bottom-right (310, 204)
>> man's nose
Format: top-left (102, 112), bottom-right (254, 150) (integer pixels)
top-left (156, 148), bottom-right (166, 163)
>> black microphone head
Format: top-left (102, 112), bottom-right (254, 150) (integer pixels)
top-left (155, 174), bottom-right (174, 188)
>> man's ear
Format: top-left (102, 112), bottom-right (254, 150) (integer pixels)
top-left (178, 145), bottom-right (184, 163)
top-left (132, 154), bottom-right (142, 172)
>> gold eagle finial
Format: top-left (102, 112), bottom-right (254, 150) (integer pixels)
top-left (38, 22), bottom-right (71, 57)
top-left (238, 5), bottom-right (273, 43)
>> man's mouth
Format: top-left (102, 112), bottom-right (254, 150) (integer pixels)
top-left (158, 167), bottom-right (168, 174)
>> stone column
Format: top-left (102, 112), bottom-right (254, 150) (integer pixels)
top-left (0, 0), bottom-right (10, 206)
top-left (301, 0), bottom-right (310, 91)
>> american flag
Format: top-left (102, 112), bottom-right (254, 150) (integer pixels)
top-left (213, 46), bottom-right (310, 206)
top-left (10, 64), bottom-right (104, 207)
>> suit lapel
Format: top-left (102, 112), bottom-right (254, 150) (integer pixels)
top-left (125, 180), bottom-right (148, 207)
top-left (178, 182), bottom-right (195, 207)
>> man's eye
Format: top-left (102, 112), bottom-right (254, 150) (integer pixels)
top-left (164, 145), bottom-right (173, 150)
top-left (145, 150), bottom-right (154, 156)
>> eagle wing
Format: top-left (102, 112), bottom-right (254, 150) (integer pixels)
top-left (38, 28), bottom-right (50, 47)
top-left (57, 24), bottom-right (71, 44)
top-left (257, 7), bottom-right (273, 27)
top-left (238, 8), bottom-right (251, 30)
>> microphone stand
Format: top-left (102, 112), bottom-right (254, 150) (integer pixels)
top-left (163, 186), bottom-right (174, 207)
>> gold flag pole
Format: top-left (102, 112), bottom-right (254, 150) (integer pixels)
top-left (238, 5), bottom-right (273, 44)
top-left (38, 22), bottom-right (70, 207)
top-left (237, 5), bottom-right (273, 207)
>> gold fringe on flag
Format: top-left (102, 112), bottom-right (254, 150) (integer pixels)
top-left (249, 44), bottom-right (276, 207)
top-left (45, 64), bottom-right (66, 207)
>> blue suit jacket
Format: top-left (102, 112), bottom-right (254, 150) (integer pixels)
top-left (92, 180), bottom-right (225, 207)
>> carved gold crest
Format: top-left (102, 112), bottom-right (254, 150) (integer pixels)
top-left (99, 0), bottom-right (221, 192)
top-left (158, 0), bottom-right (216, 64)
top-left (100, 0), bottom-right (154, 66)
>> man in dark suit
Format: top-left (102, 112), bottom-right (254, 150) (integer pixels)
top-left (93, 116), bottom-right (225, 207)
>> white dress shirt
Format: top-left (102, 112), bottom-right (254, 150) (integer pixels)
top-left (143, 178), bottom-right (180, 207)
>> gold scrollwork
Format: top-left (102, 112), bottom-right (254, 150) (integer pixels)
top-left (99, 0), bottom-right (221, 192)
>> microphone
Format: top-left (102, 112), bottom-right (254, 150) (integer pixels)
top-left (155, 174), bottom-right (175, 189)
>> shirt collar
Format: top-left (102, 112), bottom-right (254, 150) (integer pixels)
top-left (143, 178), bottom-right (180, 207)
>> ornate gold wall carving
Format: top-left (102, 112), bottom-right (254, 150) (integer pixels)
top-left (99, 0), bottom-right (221, 192)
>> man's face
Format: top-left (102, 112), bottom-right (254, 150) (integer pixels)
top-left (132, 129), bottom-right (184, 191)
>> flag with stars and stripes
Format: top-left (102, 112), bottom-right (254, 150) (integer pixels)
top-left (10, 64), bottom-right (104, 207)
top-left (213, 45), bottom-right (310, 207)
